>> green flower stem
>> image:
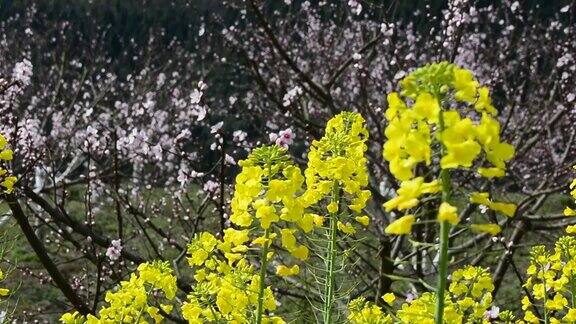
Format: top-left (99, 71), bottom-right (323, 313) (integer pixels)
top-left (542, 262), bottom-right (549, 324)
top-left (135, 285), bottom-right (156, 323)
top-left (255, 228), bottom-right (270, 324)
top-left (435, 108), bottom-right (452, 324)
top-left (256, 160), bottom-right (275, 324)
top-left (323, 181), bottom-right (340, 324)
top-left (571, 276), bottom-right (575, 308)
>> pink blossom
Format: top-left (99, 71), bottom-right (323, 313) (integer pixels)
top-left (106, 239), bottom-right (122, 261)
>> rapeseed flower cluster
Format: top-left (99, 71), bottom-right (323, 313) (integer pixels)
top-left (303, 112), bottom-right (372, 323)
top-left (0, 133), bottom-right (16, 193)
top-left (0, 269), bottom-right (9, 299)
top-left (347, 266), bottom-right (497, 324)
top-left (303, 111), bottom-right (372, 234)
top-left (383, 62), bottom-right (515, 235)
top-left (521, 236), bottom-right (576, 323)
top-left (0, 133), bottom-right (13, 302)
top-left (182, 232), bottom-right (282, 323)
top-left (226, 144), bottom-right (310, 309)
top-left (182, 145), bottom-right (308, 323)
top-left (396, 266), bottom-right (495, 323)
top-left (347, 297), bottom-right (393, 324)
top-left (60, 261), bottom-right (177, 323)
top-left (230, 145), bottom-right (303, 229)
top-left (229, 145), bottom-right (310, 262)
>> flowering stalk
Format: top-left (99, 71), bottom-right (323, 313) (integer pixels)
top-left (381, 63), bottom-right (516, 322)
top-left (255, 228), bottom-right (270, 324)
top-left (255, 158), bottom-right (275, 324)
top-left (435, 110), bottom-right (452, 324)
top-left (542, 276), bottom-right (549, 324)
top-left (323, 181), bottom-right (340, 324)
top-left (302, 112), bottom-right (371, 322)
top-left (571, 278), bottom-right (575, 308)
top-left (434, 177), bottom-right (452, 323)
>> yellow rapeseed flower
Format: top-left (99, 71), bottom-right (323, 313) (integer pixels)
top-left (470, 223), bottom-right (502, 236)
top-left (276, 264), bottom-right (299, 277)
top-left (438, 202), bottom-right (459, 225)
top-left (385, 215), bottom-right (415, 235)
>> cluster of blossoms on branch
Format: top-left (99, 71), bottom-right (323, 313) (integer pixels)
top-left (268, 129), bottom-right (295, 149)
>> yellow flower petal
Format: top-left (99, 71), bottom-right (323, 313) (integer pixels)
top-left (385, 215), bottom-right (415, 235)
top-left (470, 223), bottom-right (501, 236)
top-left (337, 221), bottom-right (356, 235)
top-left (478, 167), bottom-right (505, 178)
top-left (276, 265), bottom-right (300, 277)
top-left (382, 292), bottom-right (395, 305)
top-left (354, 215), bottom-right (370, 226)
top-left (438, 202), bottom-right (459, 225)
